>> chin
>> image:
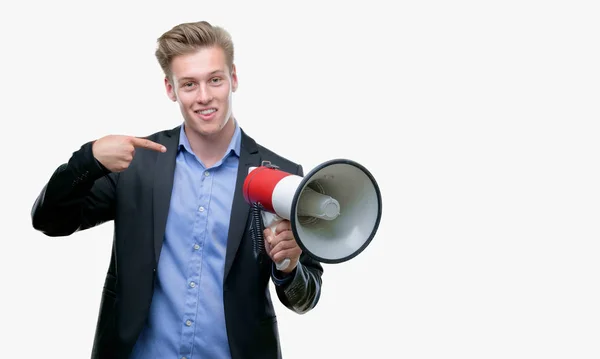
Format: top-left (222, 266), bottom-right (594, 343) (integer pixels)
top-left (188, 120), bottom-right (226, 137)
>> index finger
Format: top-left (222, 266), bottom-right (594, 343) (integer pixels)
top-left (275, 220), bottom-right (291, 234)
top-left (270, 229), bottom-right (294, 247)
top-left (130, 137), bottom-right (166, 152)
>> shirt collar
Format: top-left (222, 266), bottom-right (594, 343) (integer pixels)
top-left (178, 119), bottom-right (242, 159)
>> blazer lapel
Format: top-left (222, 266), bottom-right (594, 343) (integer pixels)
top-left (153, 126), bottom-right (181, 266)
top-left (224, 130), bottom-right (260, 280)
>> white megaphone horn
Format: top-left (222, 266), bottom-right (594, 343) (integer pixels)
top-left (243, 159), bottom-right (382, 271)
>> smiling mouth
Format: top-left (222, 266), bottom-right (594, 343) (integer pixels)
top-left (195, 108), bottom-right (217, 115)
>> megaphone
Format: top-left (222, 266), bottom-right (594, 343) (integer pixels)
top-left (243, 159), bottom-right (382, 271)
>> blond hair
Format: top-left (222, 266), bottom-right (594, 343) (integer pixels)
top-left (155, 21), bottom-right (234, 81)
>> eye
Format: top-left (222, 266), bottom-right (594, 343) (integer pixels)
top-left (210, 77), bottom-right (222, 84)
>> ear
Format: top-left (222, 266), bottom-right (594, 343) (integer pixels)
top-left (164, 77), bottom-right (177, 102)
top-left (231, 64), bottom-right (238, 92)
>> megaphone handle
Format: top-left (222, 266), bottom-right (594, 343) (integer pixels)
top-left (275, 258), bottom-right (291, 271)
top-left (262, 212), bottom-right (291, 271)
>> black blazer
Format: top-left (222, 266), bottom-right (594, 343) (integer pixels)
top-left (31, 125), bottom-right (324, 359)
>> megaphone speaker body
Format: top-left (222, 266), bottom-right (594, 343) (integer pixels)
top-left (244, 159), bottom-right (382, 265)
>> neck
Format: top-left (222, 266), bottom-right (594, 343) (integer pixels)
top-left (185, 117), bottom-right (236, 168)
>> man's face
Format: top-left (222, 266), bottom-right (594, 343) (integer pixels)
top-left (165, 46), bottom-right (238, 138)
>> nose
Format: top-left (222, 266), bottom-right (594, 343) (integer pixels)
top-left (196, 84), bottom-right (213, 104)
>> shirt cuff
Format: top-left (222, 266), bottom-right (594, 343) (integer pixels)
top-left (271, 261), bottom-right (301, 287)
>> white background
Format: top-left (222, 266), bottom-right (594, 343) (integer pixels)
top-left (1, 0), bottom-right (599, 358)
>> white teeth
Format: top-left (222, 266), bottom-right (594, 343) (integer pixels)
top-left (198, 109), bottom-right (216, 115)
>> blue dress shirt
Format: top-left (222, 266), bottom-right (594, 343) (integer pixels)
top-left (130, 121), bottom-right (241, 359)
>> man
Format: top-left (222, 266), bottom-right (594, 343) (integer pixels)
top-left (31, 20), bottom-right (323, 359)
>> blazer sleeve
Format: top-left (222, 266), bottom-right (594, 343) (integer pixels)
top-left (272, 163), bottom-right (324, 314)
top-left (31, 140), bottom-right (118, 237)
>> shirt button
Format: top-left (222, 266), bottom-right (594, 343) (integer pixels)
top-left (189, 282), bottom-right (196, 288)
top-left (204, 171), bottom-right (210, 177)
top-left (185, 320), bottom-right (192, 326)
top-left (194, 244), bottom-right (200, 250)
top-left (198, 206), bottom-right (205, 212)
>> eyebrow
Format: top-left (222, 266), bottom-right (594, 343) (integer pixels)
top-left (178, 70), bottom-right (226, 82)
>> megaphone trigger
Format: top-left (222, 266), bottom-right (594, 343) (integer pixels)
top-left (260, 210), bottom-right (291, 271)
